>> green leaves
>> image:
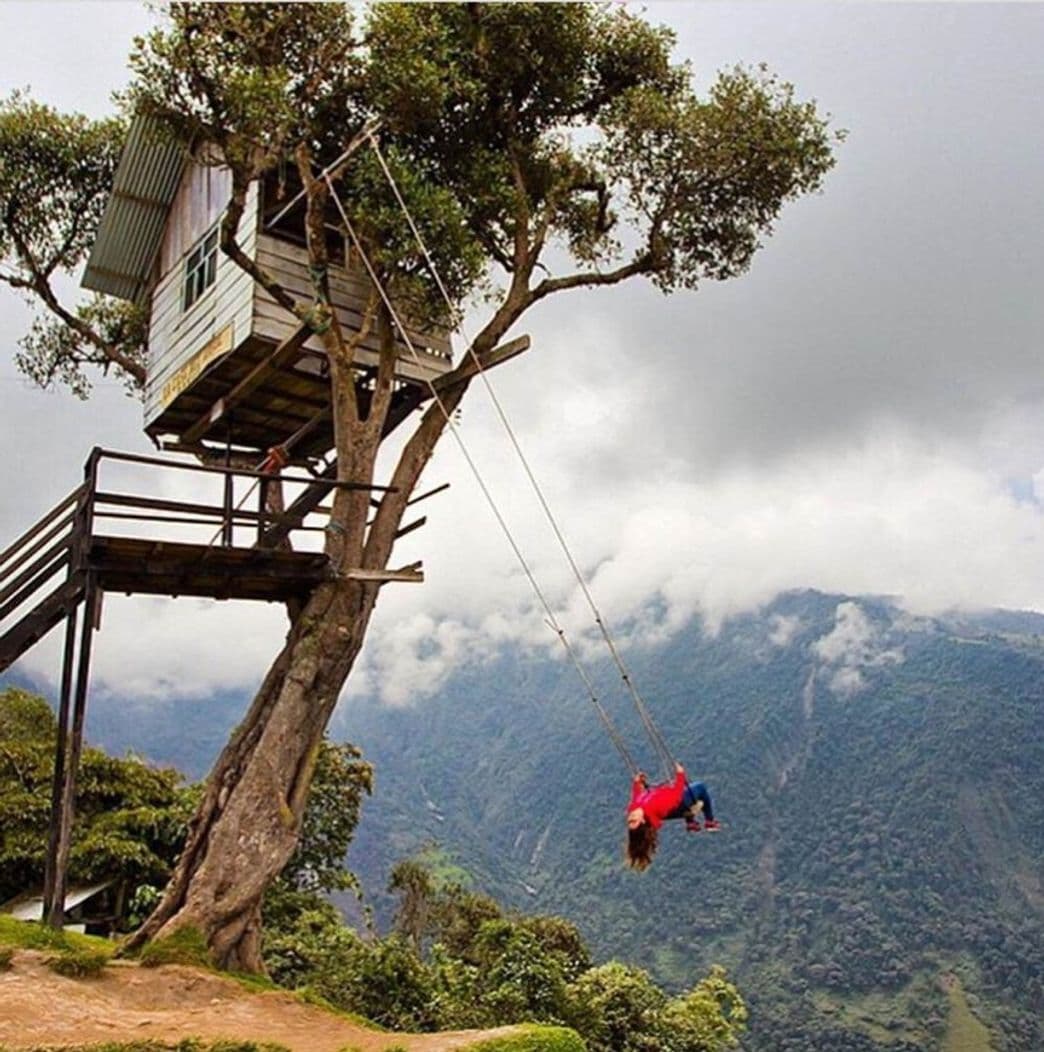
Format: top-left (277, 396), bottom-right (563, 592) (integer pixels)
top-left (0, 93), bottom-right (143, 394)
top-left (0, 687), bottom-right (192, 912)
top-left (125, 3), bottom-right (366, 169)
top-left (0, 92), bottom-right (124, 278)
top-left (601, 65), bottom-right (845, 292)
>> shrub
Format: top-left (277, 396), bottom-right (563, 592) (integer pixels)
top-left (463, 1025), bottom-right (586, 1052)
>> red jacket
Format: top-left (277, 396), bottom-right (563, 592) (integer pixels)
top-left (627, 768), bottom-right (686, 829)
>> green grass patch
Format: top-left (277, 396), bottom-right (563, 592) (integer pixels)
top-left (45, 946), bottom-right (111, 978)
top-left (0, 915), bottom-right (108, 954)
top-left (226, 970), bottom-right (278, 994)
top-left (293, 986), bottom-right (386, 1030)
top-left (0, 945), bottom-right (13, 970)
top-left (461, 1025), bottom-right (586, 1052)
top-left (136, 926), bottom-right (213, 969)
top-left (943, 979), bottom-right (994, 1052)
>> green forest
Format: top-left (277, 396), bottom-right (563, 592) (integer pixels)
top-left (15, 589), bottom-right (1042, 1051)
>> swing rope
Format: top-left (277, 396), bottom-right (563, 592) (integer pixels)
top-left (364, 134), bottom-right (678, 781)
top-left (323, 172), bottom-right (641, 778)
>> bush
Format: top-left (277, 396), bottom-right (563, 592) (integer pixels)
top-left (0, 945), bottom-right (13, 970)
top-left (464, 1026), bottom-right (586, 1052)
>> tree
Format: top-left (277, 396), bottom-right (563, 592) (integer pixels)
top-left (262, 739), bottom-right (372, 934)
top-left (5, 3), bottom-right (842, 970)
top-left (388, 858), bottom-right (435, 952)
top-left (0, 687), bottom-right (194, 922)
top-left (0, 95), bottom-right (146, 395)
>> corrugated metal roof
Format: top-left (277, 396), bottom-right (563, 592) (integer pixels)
top-left (82, 115), bottom-right (186, 303)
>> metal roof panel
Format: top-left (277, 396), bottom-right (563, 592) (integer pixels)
top-left (82, 115), bottom-right (186, 303)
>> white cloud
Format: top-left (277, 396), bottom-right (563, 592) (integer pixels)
top-left (768, 614), bottom-right (802, 648)
top-left (811, 601), bottom-right (905, 698)
top-left (4, 3), bottom-right (1044, 711)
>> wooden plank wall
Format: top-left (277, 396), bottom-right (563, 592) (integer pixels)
top-left (252, 234), bottom-right (453, 385)
top-left (143, 177), bottom-right (258, 428)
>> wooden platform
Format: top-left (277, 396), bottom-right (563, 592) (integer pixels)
top-left (86, 535), bottom-right (331, 603)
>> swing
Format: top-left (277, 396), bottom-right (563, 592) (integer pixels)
top-left (319, 133), bottom-right (685, 786)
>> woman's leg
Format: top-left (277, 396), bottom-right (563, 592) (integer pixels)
top-left (688, 782), bottom-right (714, 822)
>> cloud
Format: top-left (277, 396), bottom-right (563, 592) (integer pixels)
top-left (812, 601), bottom-right (904, 697)
top-left (768, 615), bottom-right (802, 648)
top-left (4, 3), bottom-right (1044, 711)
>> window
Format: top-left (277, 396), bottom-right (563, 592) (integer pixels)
top-left (183, 228), bottom-right (219, 310)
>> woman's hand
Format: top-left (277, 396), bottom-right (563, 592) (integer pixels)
top-left (675, 761), bottom-right (685, 773)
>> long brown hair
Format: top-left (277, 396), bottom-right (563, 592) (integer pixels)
top-left (625, 820), bottom-right (658, 870)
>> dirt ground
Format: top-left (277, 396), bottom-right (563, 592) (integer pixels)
top-left (0, 950), bottom-right (517, 1052)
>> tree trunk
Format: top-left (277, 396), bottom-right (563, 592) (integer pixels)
top-left (124, 574), bottom-right (379, 971)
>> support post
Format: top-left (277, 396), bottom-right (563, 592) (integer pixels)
top-left (42, 605), bottom-right (79, 928)
top-left (45, 575), bottom-right (98, 928)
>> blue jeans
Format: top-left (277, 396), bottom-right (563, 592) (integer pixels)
top-left (666, 781), bottom-right (714, 823)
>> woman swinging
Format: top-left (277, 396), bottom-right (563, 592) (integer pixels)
top-left (625, 762), bottom-right (720, 870)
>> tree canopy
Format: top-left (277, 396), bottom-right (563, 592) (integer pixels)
top-left (0, 687), bottom-right (193, 913)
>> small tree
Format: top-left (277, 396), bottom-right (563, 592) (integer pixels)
top-left (4, 3), bottom-right (842, 969)
top-left (0, 687), bottom-right (193, 923)
top-left (388, 858), bottom-right (435, 952)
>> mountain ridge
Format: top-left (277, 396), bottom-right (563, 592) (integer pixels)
top-left (6, 589), bottom-right (1043, 1050)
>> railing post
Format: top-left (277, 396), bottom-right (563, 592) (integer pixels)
top-left (257, 477), bottom-right (269, 545)
top-left (79, 448), bottom-right (101, 566)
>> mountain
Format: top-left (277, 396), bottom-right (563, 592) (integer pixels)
top-left (9, 589), bottom-right (1043, 1050)
top-left (334, 591), bottom-right (1044, 1052)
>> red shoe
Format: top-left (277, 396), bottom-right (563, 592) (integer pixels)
top-left (704, 819), bottom-right (721, 832)
top-left (685, 820), bottom-right (702, 833)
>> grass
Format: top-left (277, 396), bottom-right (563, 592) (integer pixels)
top-left (0, 914), bottom-right (109, 954)
top-left (136, 926), bottom-right (213, 969)
top-left (943, 979), bottom-right (994, 1052)
top-left (460, 1025), bottom-right (586, 1052)
top-left (45, 946), bottom-right (112, 978)
top-left (0, 915), bottom-right (115, 978)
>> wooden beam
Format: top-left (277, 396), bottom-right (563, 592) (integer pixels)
top-left (181, 322), bottom-right (313, 444)
top-left (432, 334), bottom-right (530, 394)
top-left (408, 482), bottom-right (450, 507)
top-left (345, 562), bottom-right (424, 584)
top-left (394, 516), bottom-right (426, 540)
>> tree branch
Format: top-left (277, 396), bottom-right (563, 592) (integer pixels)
top-left (219, 172), bottom-right (302, 320)
top-left (530, 254), bottom-right (655, 303)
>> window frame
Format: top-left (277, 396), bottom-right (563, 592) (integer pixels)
top-left (182, 226), bottom-right (220, 312)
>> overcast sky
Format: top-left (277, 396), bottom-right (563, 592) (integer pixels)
top-left (2, 2), bottom-right (1043, 709)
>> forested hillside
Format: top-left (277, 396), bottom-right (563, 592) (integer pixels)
top-left (336, 592), bottom-right (1044, 1051)
top-left (16, 590), bottom-right (1043, 1050)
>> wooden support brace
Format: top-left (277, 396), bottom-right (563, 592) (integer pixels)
top-left (181, 322), bottom-right (312, 444)
top-left (345, 562), bottom-right (424, 584)
top-left (394, 516), bottom-right (426, 540)
top-left (431, 334), bottom-right (530, 394)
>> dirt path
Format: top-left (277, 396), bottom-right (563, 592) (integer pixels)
top-left (0, 951), bottom-right (516, 1052)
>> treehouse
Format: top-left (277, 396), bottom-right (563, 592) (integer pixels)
top-left (82, 117), bottom-right (454, 459)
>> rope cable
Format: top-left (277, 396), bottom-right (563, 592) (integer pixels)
top-left (324, 172), bottom-right (639, 776)
top-left (366, 134), bottom-right (677, 780)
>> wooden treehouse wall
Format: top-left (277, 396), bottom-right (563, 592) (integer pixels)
top-left (144, 169), bottom-right (258, 429)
